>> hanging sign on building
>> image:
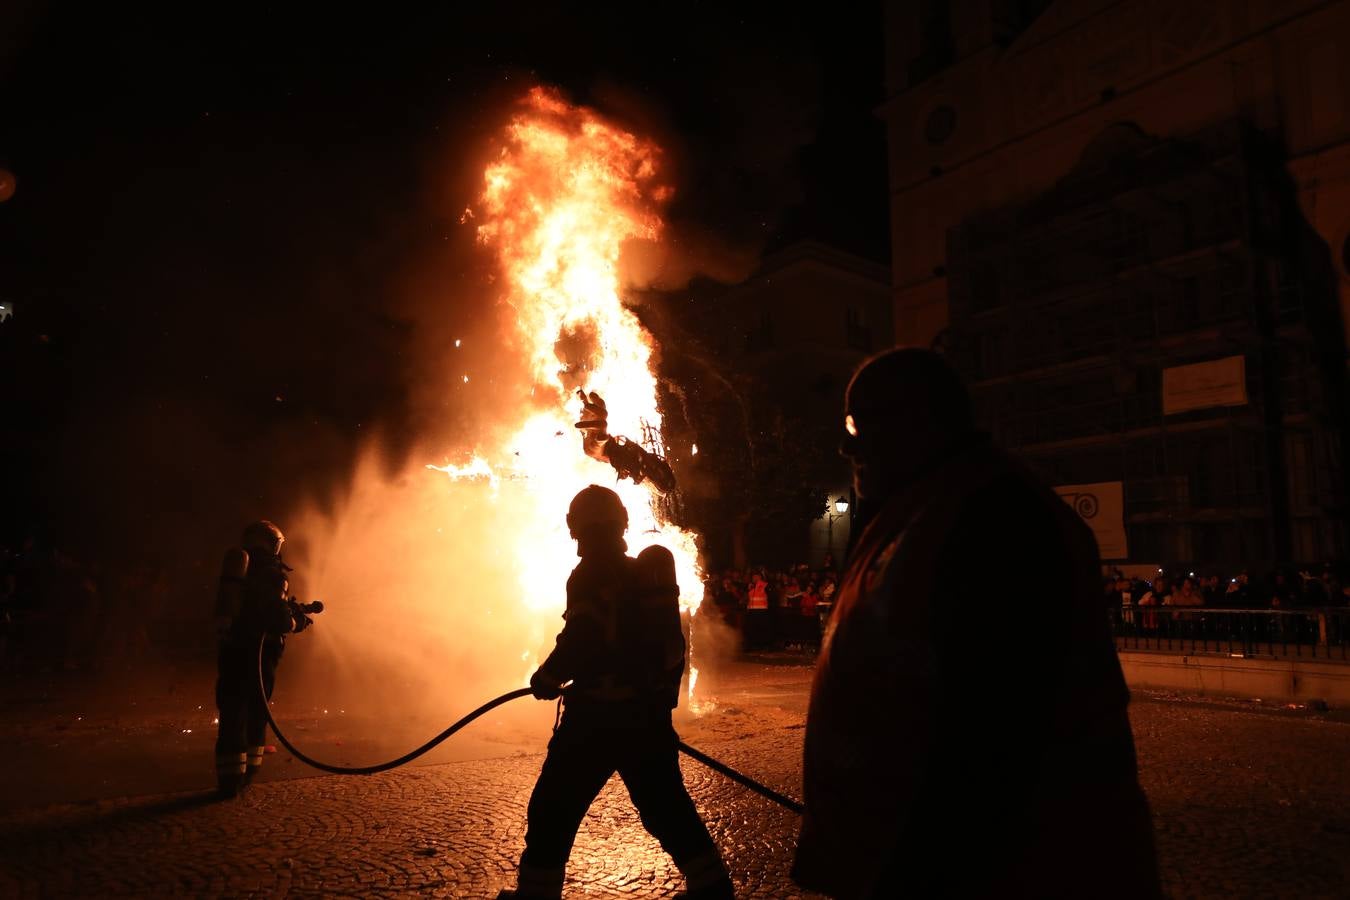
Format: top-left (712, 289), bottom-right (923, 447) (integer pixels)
top-left (1162, 355), bottom-right (1248, 415)
top-left (1053, 481), bottom-right (1128, 560)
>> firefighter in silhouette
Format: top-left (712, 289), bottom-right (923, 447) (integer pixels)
top-left (212, 520), bottom-right (318, 798)
top-left (500, 486), bottom-right (733, 900)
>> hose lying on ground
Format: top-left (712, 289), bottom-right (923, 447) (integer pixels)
top-left (257, 637), bottom-right (804, 814)
top-left (673, 739), bottom-right (804, 814)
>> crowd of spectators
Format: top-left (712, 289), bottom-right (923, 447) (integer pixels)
top-left (699, 558), bottom-right (1350, 653)
top-left (1105, 564), bottom-right (1350, 643)
top-left (702, 554), bottom-right (842, 651)
top-left (1106, 564), bottom-right (1349, 613)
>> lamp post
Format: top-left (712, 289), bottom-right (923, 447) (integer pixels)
top-left (826, 495), bottom-right (849, 562)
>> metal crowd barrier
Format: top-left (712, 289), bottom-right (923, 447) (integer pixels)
top-left (1110, 606), bottom-right (1350, 661)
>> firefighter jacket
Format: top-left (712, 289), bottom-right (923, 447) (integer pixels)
top-left (217, 552), bottom-right (296, 653)
top-left (793, 434), bottom-right (1159, 899)
top-left (538, 545), bottom-right (685, 711)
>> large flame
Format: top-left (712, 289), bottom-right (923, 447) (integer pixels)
top-left (431, 87), bottom-right (701, 623)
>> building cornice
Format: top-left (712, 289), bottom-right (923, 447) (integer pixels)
top-left (880, 0), bottom-right (1346, 197)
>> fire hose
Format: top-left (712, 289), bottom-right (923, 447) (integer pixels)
top-left (257, 637), bottom-right (804, 814)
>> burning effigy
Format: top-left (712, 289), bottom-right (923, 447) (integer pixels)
top-left (575, 390), bottom-right (677, 494)
top-left (285, 87), bottom-right (710, 721)
top-left (424, 86), bottom-right (703, 679)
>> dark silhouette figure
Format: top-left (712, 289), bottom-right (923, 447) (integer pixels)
top-left (212, 520), bottom-right (315, 799)
top-left (501, 486), bottom-right (732, 900)
top-left (792, 349), bottom-right (1160, 898)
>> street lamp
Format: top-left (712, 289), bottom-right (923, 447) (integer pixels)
top-left (826, 496), bottom-right (850, 561)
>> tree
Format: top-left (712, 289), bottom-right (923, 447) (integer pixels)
top-left (636, 295), bottom-right (829, 570)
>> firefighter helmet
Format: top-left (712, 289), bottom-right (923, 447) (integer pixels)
top-left (566, 485), bottom-right (628, 536)
top-left (241, 520), bottom-right (285, 556)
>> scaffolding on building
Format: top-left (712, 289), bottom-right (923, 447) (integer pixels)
top-left (945, 121), bottom-right (1347, 569)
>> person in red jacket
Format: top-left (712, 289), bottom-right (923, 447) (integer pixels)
top-left (500, 486), bottom-right (733, 900)
top-left (792, 349), bottom-right (1160, 899)
top-left (799, 581), bottom-right (820, 649)
top-left (744, 571), bottom-right (769, 650)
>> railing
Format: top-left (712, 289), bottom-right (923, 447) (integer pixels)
top-left (1110, 606), bottom-right (1350, 661)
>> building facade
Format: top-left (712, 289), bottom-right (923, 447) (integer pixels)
top-left (881, 0), bottom-right (1350, 568)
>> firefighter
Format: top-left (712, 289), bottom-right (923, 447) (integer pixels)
top-left (212, 520), bottom-right (315, 799)
top-left (500, 486), bottom-right (733, 900)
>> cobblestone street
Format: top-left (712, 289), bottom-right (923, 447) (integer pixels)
top-left (3, 663), bottom-right (1350, 898)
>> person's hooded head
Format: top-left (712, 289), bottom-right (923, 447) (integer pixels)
top-left (840, 348), bottom-right (976, 502)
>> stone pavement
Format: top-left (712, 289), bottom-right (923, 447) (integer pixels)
top-left (3, 678), bottom-right (1350, 897)
top-left (1132, 694), bottom-right (1350, 899)
top-left (0, 733), bottom-right (809, 898)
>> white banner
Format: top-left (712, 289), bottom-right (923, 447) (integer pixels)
top-left (1162, 355), bottom-right (1248, 415)
top-left (1054, 481), bottom-right (1128, 561)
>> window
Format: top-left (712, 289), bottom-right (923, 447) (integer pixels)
top-left (907, 0), bottom-right (954, 84)
top-left (925, 105), bottom-right (957, 145)
top-left (846, 307), bottom-right (872, 351)
top-left (992, 0), bottom-right (1052, 47)
top-left (969, 261), bottom-right (1002, 312)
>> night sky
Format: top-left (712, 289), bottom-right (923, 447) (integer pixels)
top-left (0, 4), bottom-right (888, 568)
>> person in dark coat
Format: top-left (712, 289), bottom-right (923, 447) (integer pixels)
top-left (500, 486), bottom-right (733, 900)
top-left (792, 348), bottom-right (1160, 899)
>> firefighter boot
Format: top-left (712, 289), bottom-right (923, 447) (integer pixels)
top-left (215, 774), bottom-right (242, 800)
top-left (239, 745), bottom-right (265, 792)
top-left (497, 862), bottom-right (564, 900)
top-left (674, 880), bottom-right (735, 900)
top-left (215, 751), bottom-right (247, 799)
top-left (675, 849), bottom-right (735, 899)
